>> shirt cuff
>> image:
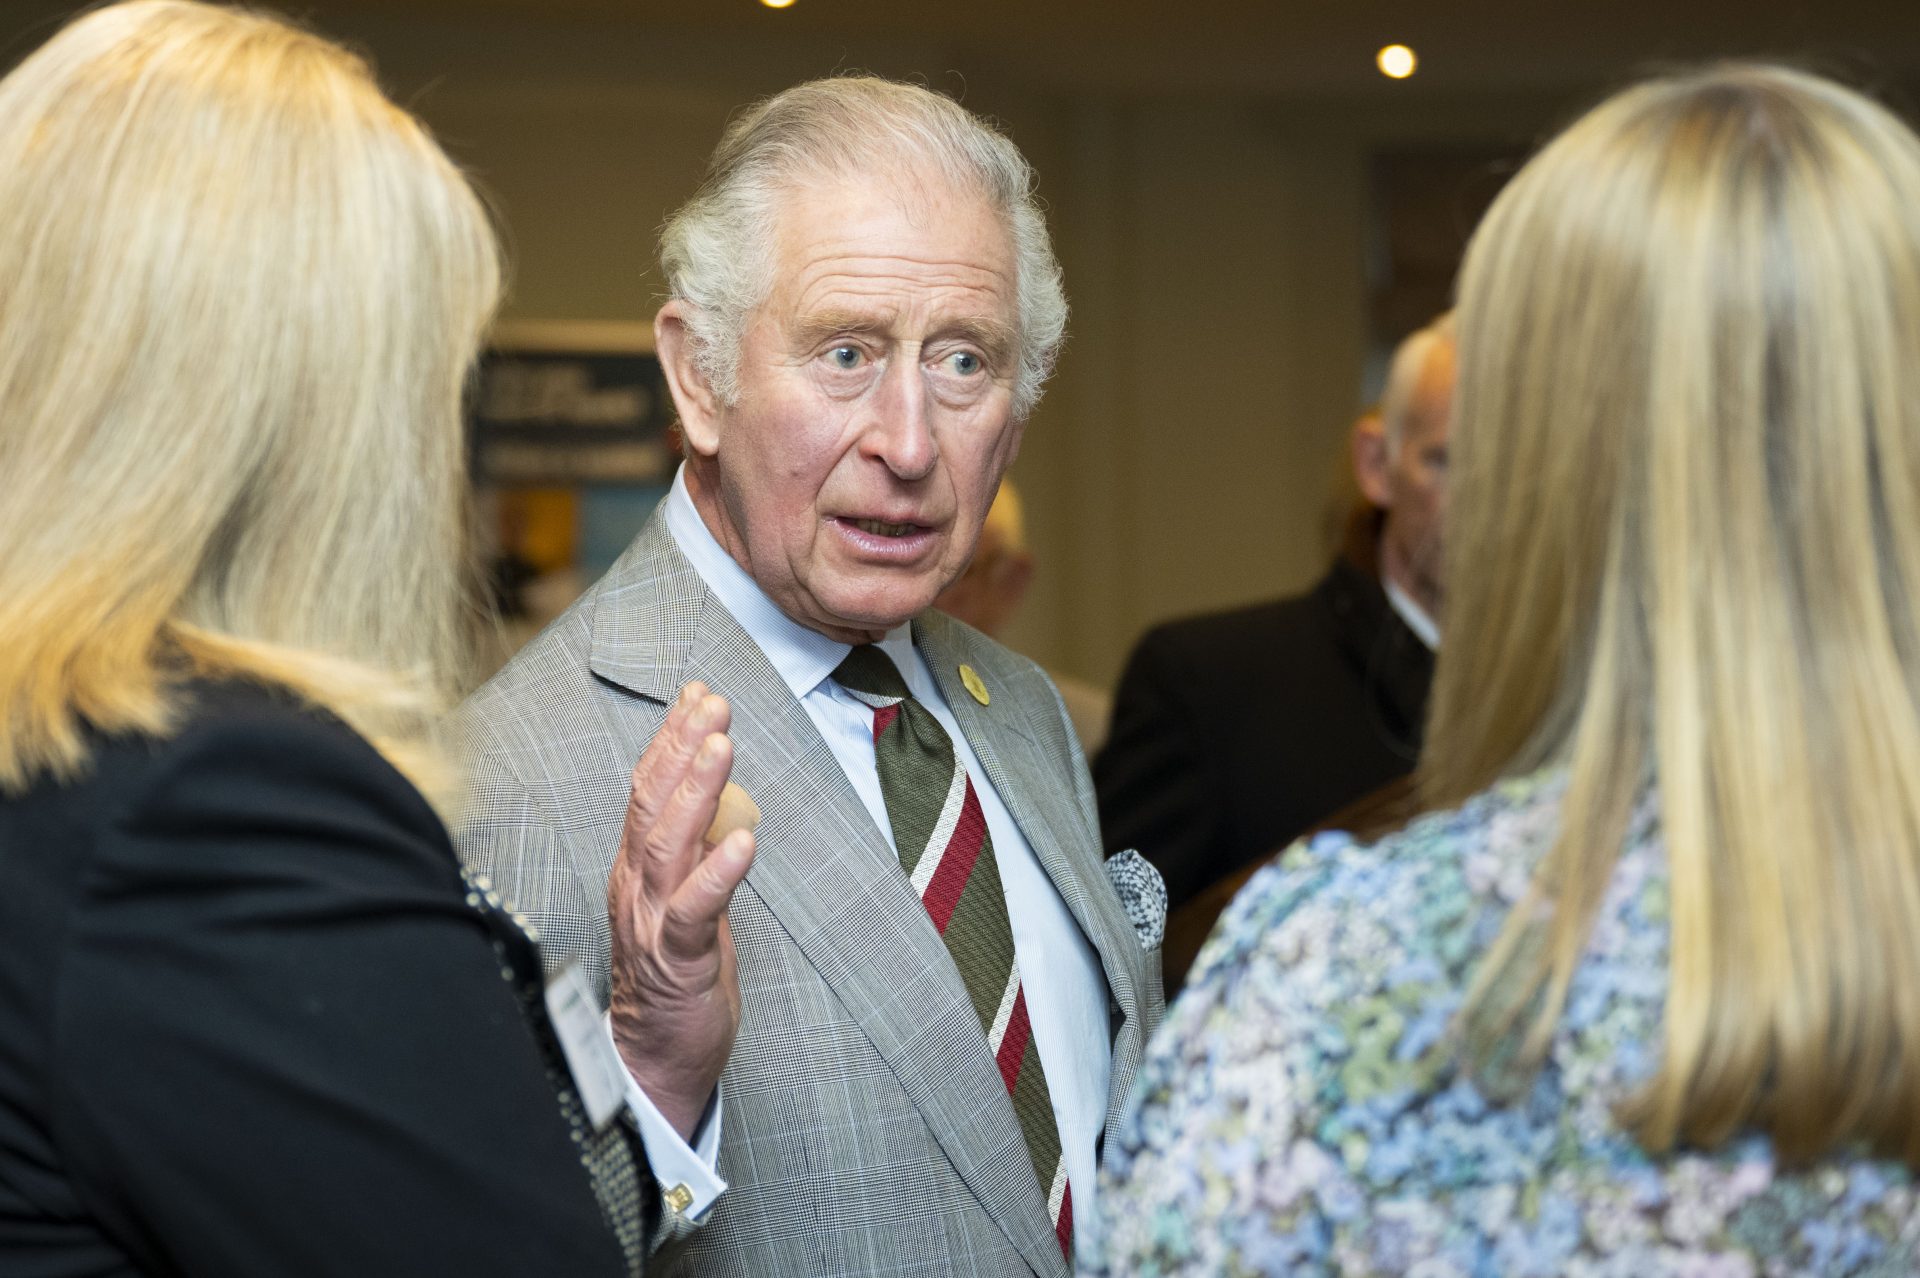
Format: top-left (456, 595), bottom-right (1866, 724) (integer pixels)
top-left (602, 1011), bottom-right (726, 1222)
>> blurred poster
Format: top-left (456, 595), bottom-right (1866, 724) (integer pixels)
top-left (471, 319), bottom-right (674, 486)
top-left (470, 321), bottom-right (678, 667)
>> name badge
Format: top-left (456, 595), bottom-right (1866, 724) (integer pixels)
top-left (543, 962), bottom-right (628, 1132)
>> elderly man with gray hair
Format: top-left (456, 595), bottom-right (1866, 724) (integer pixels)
top-left (456, 76), bottom-right (1165, 1278)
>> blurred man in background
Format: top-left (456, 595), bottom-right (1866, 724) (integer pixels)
top-left (1096, 312), bottom-right (1455, 916)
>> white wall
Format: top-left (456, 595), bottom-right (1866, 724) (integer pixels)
top-left (1007, 100), bottom-right (1370, 682)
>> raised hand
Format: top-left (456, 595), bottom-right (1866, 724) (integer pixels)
top-left (606, 683), bottom-right (757, 1140)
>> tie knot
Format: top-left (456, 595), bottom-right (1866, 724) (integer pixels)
top-left (833, 644), bottom-right (911, 702)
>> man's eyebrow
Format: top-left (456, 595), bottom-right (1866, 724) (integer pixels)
top-left (790, 309), bottom-right (883, 347)
top-left (945, 316), bottom-right (1017, 360)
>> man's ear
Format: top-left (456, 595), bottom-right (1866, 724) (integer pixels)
top-left (1351, 411), bottom-right (1393, 509)
top-left (656, 299), bottom-right (723, 457)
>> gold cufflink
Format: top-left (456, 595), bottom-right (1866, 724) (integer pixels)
top-left (959, 664), bottom-right (989, 706)
top-left (664, 1183), bottom-right (694, 1215)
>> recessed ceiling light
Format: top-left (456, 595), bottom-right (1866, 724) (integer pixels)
top-left (1377, 44), bottom-right (1417, 79)
top-left (762, 0), bottom-right (796, 8)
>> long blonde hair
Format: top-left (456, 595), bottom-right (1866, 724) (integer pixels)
top-left (1427, 64), bottom-right (1920, 1164)
top-left (0, 1), bottom-right (500, 800)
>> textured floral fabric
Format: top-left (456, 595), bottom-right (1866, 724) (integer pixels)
top-left (1092, 772), bottom-right (1920, 1277)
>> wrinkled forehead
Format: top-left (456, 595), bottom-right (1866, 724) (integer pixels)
top-left (759, 166), bottom-right (1019, 330)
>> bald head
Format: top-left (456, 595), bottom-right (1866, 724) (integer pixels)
top-left (1353, 315), bottom-right (1456, 623)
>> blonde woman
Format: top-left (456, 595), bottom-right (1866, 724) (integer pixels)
top-left (1096, 65), bottom-right (1920, 1276)
top-left (0, 4), bottom-right (674, 1274)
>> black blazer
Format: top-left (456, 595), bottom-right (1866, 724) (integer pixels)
top-left (1095, 556), bottom-right (1435, 911)
top-left (0, 679), bottom-right (647, 1278)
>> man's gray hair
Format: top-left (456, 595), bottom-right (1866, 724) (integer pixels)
top-left (659, 75), bottom-right (1068, 420)
top-left (1380, 311), bottom-right (1456, 456)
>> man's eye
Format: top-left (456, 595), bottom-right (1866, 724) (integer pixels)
top-left (947, 351), bottom-right (983, 376)
top-left (828, 346), bottom-right (864, 370)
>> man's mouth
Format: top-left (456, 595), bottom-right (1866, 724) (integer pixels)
top-left (847, 518), bottom-right (923, 538)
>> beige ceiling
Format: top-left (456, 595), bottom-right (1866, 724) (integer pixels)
top-left (296, 0), bottom-right (1920, 95)
top-left (1, 0), bottom-right (1914, 98)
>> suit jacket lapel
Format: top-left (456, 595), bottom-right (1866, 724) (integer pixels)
top-left (589, 514), bottom-right (1065, 1278)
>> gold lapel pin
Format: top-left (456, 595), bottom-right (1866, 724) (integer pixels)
top-left (959, 663), bottom-right (990, 706)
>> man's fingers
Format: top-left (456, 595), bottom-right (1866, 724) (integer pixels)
top-left (628, 691), bottom-right (731, 900)
top-left (642, 725), bottom-right (735, 897)
top-left (628, 683), bottom-right (707, 818)
top-left (660, 829), bottom-right (755, 960)
top-left (611, 687), bottom-right (739, 947)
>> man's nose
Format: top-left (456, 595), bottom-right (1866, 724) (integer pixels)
top-left (861, 357), bottom-right (937, 480)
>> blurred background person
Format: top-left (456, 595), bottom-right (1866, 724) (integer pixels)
top-left (1097, 63), bottom-right (1920, 1275)
top-left (935, 478), bottom-right (1114, 753)
top-left (1096, 312), bottom-right (1455, 918)
top-left (0, 4), bottom-right (688, 1273)
top-left (1353, 314), bottom-right (1455, 649)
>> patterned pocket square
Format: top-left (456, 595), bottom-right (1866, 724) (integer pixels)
top-left (1104, 849), bottom-right (1167, 951)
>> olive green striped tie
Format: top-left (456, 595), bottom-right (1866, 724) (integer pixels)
top-left (833, 645), bottom-right (1073, 1258)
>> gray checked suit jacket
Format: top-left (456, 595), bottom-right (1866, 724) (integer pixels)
top-left (454, 508), bottom-right (1164, 1278)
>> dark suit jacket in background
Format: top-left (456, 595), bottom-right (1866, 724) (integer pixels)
top-left (0, 680), bottom-right (647, 1278)
top-left (1095, 542), bottom-right (1434, 913)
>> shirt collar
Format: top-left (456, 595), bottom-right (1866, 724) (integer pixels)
top-left (663, 464), bottom-right (911, 699)
top-left (1382, 574), bottom-right (1440, 651)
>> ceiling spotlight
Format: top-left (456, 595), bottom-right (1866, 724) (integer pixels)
top-left (1377, 44), bottom-right (1417, 79)
top-left (761, 0), bottom-right (796, 8)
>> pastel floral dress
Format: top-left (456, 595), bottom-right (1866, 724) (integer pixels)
top-left (1091, 772), bottom-right (1920, 1276)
